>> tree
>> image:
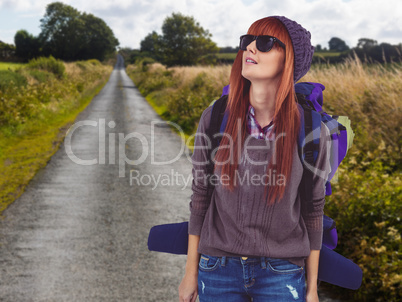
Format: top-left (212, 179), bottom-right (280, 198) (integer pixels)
top-left (350, 40), bottom-right (401, 64)
top-left (14, 30), bottom-right (40, 61)
top-left (0, 40), bottom-right (16, 60)
top-left (159, 13), bottom-right (218, 66)
top-left (357, 38), bottom-right (378, 50)
top-left (39, 2), bottom-right (119, 61)
top-left (315, 44), bottom-right (322, 52)
top-left (79, 13), bottom-right (120, 61)
top-left (368, 43), bottom-right (400, 63)
top-left (39, 2), bottom-right (83, 60)
top-left (219, 46), bottom-right (239, 53)
top-left (328, 37), bottom-right (349, 52)
top-left (140, 31), bottom-right (162, 61)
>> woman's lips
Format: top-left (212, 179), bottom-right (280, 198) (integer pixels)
top-left (245, 57), bottom-right (257, 64)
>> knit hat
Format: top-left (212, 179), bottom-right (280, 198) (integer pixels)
top-left (272, 16), bottom-right (315, 82)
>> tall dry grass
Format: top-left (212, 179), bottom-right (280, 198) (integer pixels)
top-left (144, 63), bottom-right (231, 86)
top-left (303, 57), bottom-right (401, 152)
top-left (127, 62), bottom-right (231, 133)
top-left (129, 58), bottom-right (401, 154)
top-left (171, 65), bottom-right (231, 88)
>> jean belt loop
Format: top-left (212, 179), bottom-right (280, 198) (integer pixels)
top-left (260, 257), bottom-right (266, 269)
top-left (220, 256), bottom-right (226, 267)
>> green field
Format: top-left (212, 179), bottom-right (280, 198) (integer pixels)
top-left (313, 51), bottom-right (341, 57)
top-left (0, 62), bottom-right (25, 70)
top-left (216, 53), bottom-right (237, 60)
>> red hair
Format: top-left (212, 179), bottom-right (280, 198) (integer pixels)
top-left (214, 17), bottom-right (300, 204)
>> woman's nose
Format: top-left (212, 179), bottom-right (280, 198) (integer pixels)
top-left (246, 40), bottom-right (257, 54)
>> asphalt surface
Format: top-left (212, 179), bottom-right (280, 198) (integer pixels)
top-left (0, 55), bottom-right (340, 302)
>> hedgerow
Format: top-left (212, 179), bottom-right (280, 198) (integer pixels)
top-left (0, 58), bottom-right (112, 212)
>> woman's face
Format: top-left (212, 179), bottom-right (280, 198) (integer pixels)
top-left (241, 38), bottom-right (285, 85)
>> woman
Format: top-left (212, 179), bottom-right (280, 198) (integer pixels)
top-left (179, 16), bottom-right (330, 302)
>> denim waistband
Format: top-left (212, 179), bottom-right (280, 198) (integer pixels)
top-left (220, 256), bottom-right (267, 268)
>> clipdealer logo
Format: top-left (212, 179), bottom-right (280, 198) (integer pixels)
top-left (64, 118), bottom-right (333, 184)
top-left (129, 169), bottom-right (192, 190)
top-left (64, 119), bottom-right (189, 177)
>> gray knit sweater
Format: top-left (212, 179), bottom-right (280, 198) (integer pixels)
top-left (188, 105), bottom-right (331, 267)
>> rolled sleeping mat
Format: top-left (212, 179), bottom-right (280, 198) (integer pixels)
top-left (323, 215), bottom-right (338, 250)
top-left (148, 222), bottom-right (189, 255)
top-left (318, 245), bottom-right (363, 290)
top-left (147, 221), bottom-right (362, 290)
top-left (323, 228), bottom-right (338, 250)
top-left (147, 220), bottom-right (337, 253)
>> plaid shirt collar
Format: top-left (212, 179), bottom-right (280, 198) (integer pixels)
top-left (247, 104), bottom-right (275, 140)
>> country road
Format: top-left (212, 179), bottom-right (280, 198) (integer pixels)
top-left (0, 55), bottom-right (191, 301)
top-left (0, 55), bottom-right (340, 302)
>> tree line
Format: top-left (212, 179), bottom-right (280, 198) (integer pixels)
top-left (122, 13), bottom-right (401, 66)
top-left (0, 41), bottom-right (16, 61)
top-left (123, 13), bottom-right (218, 67)
top-left (314, 37), bottom-right (402, 64)
top-left (11, 2), bottom-right (119, 62)
top-left (3, 6), bottom-right (401, 65)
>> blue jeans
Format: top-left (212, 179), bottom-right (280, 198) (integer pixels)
top-left (198, 254), bottom-right (306, 301)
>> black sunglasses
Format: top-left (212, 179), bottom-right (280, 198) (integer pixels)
top-left (239, 34), bottom-right (286, 52)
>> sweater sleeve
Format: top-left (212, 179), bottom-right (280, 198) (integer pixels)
top-left (301, 122), bottom-right (331, 250)
top-left (188, 106), bottom-right (213, 236)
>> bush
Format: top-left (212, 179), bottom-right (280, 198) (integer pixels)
top-left (0, 58), bottom-right (110, 127)
top-left (126, 63), bottom-right (231, 134)
top-left (0, 70), bottom-right (27, 91)
top-left (164, 72), bottom-right (221, 131)
top-left (323, 148), bottom-right (401, 301)
top-left (137, 57), bottom-right (156, 71)
top-left (75, 61), bottom-right (89, 71)
top-left (27, 69), bottom-right (54, 83)
top-left (76, 60), bottom-right (101, 70)
top-left (76, 82), bottom-right (84, 92)
top-left (27, 56), bottom-right (65, 79)
top-left (134, 66), bottom-right (177, 96)
top-left (87, 59), bottom-right (101, 66)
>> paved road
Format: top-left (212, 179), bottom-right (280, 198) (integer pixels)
top-left (0, 55), bottom-right (340, 302)
top-left (0, 55), bottom-right (191, 301)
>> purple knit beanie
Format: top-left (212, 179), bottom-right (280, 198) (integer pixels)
top-left (272, 16), bottom-right (315, 82)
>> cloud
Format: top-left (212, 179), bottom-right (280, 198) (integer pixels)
top-left (0, 0), bottom-right (400, 48)
top-left (0, 0), bottom-right (49, 11)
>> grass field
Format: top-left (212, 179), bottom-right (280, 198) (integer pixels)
top-left (313, 51), bottom-right (341, 57)
top-left (0, 62), bottom-right (25, 70)
top-left (216, 53), bottom-right (237, 60)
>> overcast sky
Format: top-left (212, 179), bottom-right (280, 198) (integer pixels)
top-left (0, 0), bottom-right (401, 50)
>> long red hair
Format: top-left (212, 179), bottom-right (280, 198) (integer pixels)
top-left (214, 17), bottom-right (300, 205)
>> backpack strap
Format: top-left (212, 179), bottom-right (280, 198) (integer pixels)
top-left (297, 93), bottom-right (322, 213)
top-left (296, 82), bottom-right (352, 195)
top-left (206, 95), bottom-right (228, 197)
